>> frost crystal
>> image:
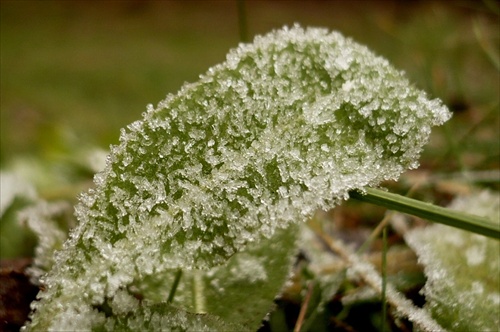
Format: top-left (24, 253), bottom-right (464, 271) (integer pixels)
top-left (406, 190), bottom-right (500, 331)
top-left (25, 25), bottom-right (450, 330)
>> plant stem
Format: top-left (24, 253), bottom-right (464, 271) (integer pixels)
top-left (381, 226), bottom-right (388, 332)
top-left (349, 188), bottom-right (500, 240)
top-left (167, 269), bottom-right (183, 303)
top-left (357, 211), bottom-right (392, 254)
top-left (193, 271), bottom-right (207, 314)
top-left (236, 0), bottom-right (249, 42)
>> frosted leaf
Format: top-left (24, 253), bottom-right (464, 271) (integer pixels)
top-left (0, 171), bottom-right (36, 217)
top-left (201, 225), bottom-right (298, 329)
top-left (130, 225), bottom-right (299, 330)
top-left (109, 288), bottom-right (140, 316)
top-left (406, 190), bottom-right (500, 331)
top-left (25, 24), bottom-right (450, 330)
top-left (0, 170), bottom-right (39, 259)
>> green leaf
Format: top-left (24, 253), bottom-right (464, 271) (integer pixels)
top-left (130, 225), bottom-right (299, 330)
top-left (202, 224), bottom-right (298, 329)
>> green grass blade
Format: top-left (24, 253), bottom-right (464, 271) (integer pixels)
top-left (349, 188), bottom-right (500, 240)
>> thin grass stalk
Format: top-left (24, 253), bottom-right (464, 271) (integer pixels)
top-left (349, 188), bottom-right (500, 239)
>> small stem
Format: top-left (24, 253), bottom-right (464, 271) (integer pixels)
top-left (357, 212), bottom-right (392, 254)
top-left (193, 271), bottom-right (206, 314)
top-left (167, 269), bottom-right (183, 304)
top-left (236, 0), bottom-right (249, 43)
top-left (473, 18), bottom-right (500, 70)
top-left (349, 188), bottom-right (500, 240)
top-left (381, 226), bottom-right (388, 332)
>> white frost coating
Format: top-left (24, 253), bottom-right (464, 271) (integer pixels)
top-left (110, 289), bottom-right (140, 315)
top-left (25, 25), bottom-right (450, 330)
top-left (229, 253), bottom-right (267, 283)
top-left (406, 190), bottom-right (500, 331)
top-left (465, 244), bottom-right (486, 266)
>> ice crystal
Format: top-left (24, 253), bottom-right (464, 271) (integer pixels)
top-left (406, 190), bottom-right (500, 331)
top-left (25, 25), bottom-right (450, 330)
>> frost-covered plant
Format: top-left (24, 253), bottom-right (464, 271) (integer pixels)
top-left (23, 25), bottom-right (451, 330)
top-left (0, 172), bottom-right (36, 217)
top-left (18, 201), bottom-right (74, 283)
top-left (406, 190), bottom-right (500, 331)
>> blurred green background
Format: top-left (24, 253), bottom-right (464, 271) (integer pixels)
top-left (1, 0), bottom-right (498, 167)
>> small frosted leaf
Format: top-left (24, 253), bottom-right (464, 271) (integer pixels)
top-left (130, 225), bottom-right (299, 331)
top-left (0, 171), bottom-right (36, 217)
top-left (0, 170), bottom-right (38, 259)
top-left (202, 225), bottom-right (298, 329)
top-left (406, 190), bottom-right (500, 331)
top-left (18, 200), bottom-right (74, 282)
top-left (25, 25), bottom-right (450, 330)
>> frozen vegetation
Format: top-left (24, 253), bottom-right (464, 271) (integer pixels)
top-left (22, 25), bottom-right (450, 330)
top-left (406, 190), bottom-right (500, 331)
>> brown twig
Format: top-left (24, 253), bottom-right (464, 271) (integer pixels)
top-left (293, 281), bottom-right (314, 332)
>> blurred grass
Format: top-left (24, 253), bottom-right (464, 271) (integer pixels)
top-left (0, 1), bottom-right (239, 162)
top-left (1, 0), bottom-right (498, 172)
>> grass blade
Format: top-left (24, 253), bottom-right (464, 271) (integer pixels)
top-left (349, 187), bottom-right (500, 240)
